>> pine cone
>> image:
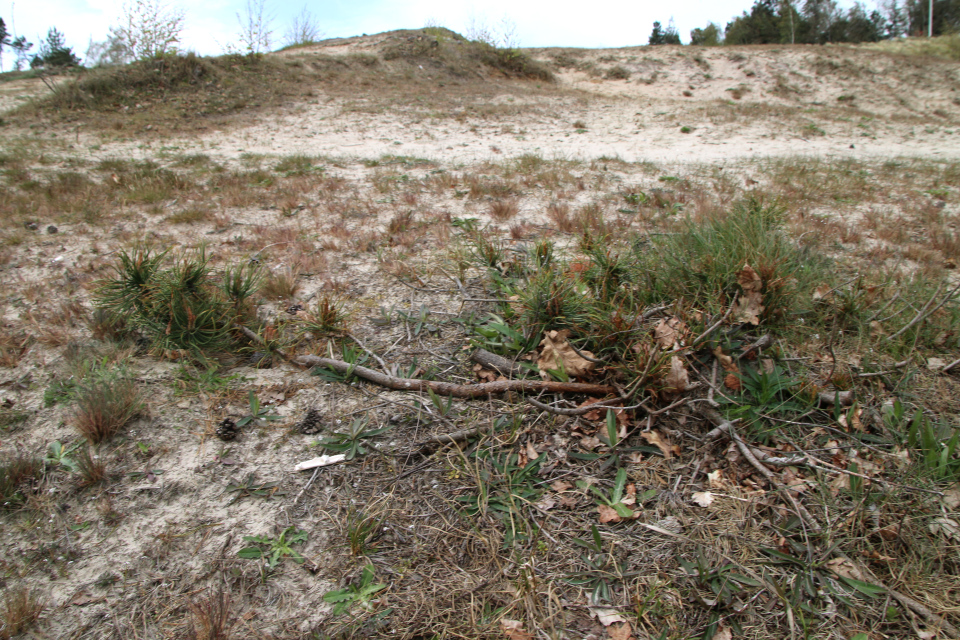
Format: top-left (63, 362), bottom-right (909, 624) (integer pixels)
top-left (216, 418), bottom-right (239, 441)
top-left (298, 409), bottom-right (323, 434)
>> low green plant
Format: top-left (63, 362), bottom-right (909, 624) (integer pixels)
top-left (470, 313), bottom-right (537, 356)
top-left (236, 391), bottom-right (281, 428)
top-left (45, 440), bottom-right (81, 472)
top-left (312, 344), bottom-right (369, 382)
top-left (317, 416), bottom-right (391, 461)
top-left (345, 508), bottom-right (382, 556)
top-left (238, 527), bottom-right (308, 569)
top-left (322, 564), bottom-right (387, 616)
top-left (397, 304), bottom-right (439, 338)
top-left (589, 467), bottom-right (655, 519)
top-left (0, 408), bottom-right (29, 431)
top-left (301, 294), bottom-right (347, 335)
top-left (175, 364), bottom-right (245, 395)
top-left (95, 246), bottom-right (259, 357)
top-left (567, 525), bottom-right (625, 604)
top-left (906, 410), bottom-right (960, 481)
top-left (726, 363), bottom-right (809, 445)
top-left (632, 198), bottom-right (821, 320)
top-left (225, 473), bottom-right (283, 504)
top-left (458, 451), bottom-right (542, 547)
top-left (426, 387), bottom-right (455, 418)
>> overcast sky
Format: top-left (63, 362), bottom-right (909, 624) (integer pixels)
top-left (9, 0), bottom-right (869, 64)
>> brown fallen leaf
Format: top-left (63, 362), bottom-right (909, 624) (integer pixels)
top-left (732, 264), bottom-right (765, 325)
top-left (713, 627), bottom-right (733, 640)
top-left (534, 495), bottom-right (557, 511)
top-left (551, 480), bottom-right (574, 492)
top-left (525, 441), bottom-right (539, 461)
top-left (640, 430), bottom-right (680, 459)
top-left (943, 484), bottom-right (960, 510)
top-left (707, 469), bottom-right (729, 490)
top-left (501, 619), bottom-right (534, 640)
top-left (812, 284), bottom-right (832, 301)
top-left (723, 373), bottom-right (742, 391)
top-left (691, 491), bottom-right (714, 507)
top-left (537, 329), bottom-right (597, 380)
top-left (607, 622), bottom-right (634, 640)
top-left (713, 346), bottom-right (738, 373)
top-left (598, 504), bottom-right (622, 523)
top-left (590, 608), bottom-right (626, 626)
top-left (654, 317), bottom-right (686, 350)
top-left (825, 557), bottom-right (863, 581)
top-left (664, 356), bottom-right (690, 393)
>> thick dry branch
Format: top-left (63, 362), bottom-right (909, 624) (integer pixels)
top-left (470, 348), bottom-right (525, 378)
top-left (817, 390), bottom-right (854, 407)
top-left (294, 355), bottom-right (616, 398)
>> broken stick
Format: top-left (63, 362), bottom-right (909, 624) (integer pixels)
top-left (294, 355), bottom-right (616, 399)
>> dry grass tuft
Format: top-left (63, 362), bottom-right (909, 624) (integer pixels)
top-left (73, 379), bottom-right (142, 444)
top-left (547, 201), bottom-right (573, 232)
top-left (261, 267), bottom-right (300, 301)
top-left (75, 445), bottom-right (108, 488)
top-left (0, 586), bottom-right (44, 639)
top-left (0, 330), bottom-right (31, 368)
top-left (0, 455), bottom-right (43, 510)
top-left (186, 588), bottom-right (233, 640)
top-left (489, 199), bottom-right (519, 222)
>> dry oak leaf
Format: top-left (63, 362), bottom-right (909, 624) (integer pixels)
top-left (551, 480), bottom-right (574, 492)
top-left (654, 317), bottom-right (686, 350)
top-left (665, 355), bottom-right (690, 393)
top-left (598, 504), bottom-right (622, 523)
top-left (943, 484), bottom-right (960, 510)
top-left (640, 430), bottom-right (680, 459)
top-left (712, 627), bottom-right (733, 640)
top-left (825, 557), bottom-right (863, 581)
top-left (500, 619), bottom-right (534, 640)
top-left (590, 608), bottom-right (626, 626)
top-left (692, 491), bottom-right (714, 507)
top-left (930, 517), bottom-right (960, 542)
top-left (607, 622), bottom-right (635, 640)
top-left (707, 469), bottom-right (729, 490)
top-left (537, 329), bottom-right (597, 380)
top-left (732, 264), bottom-right (765, 325)
top-left (812, 284), bottom-right (832, 301)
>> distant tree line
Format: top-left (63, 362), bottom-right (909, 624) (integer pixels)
top-left (651, 0), bottom-right (960, 46)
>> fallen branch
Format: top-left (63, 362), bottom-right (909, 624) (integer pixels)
top-left (817, 390), bottom-right (854, 407)
top-left (294, 355), bottom-right (616, 398)
top-left (470, 348), bottom-right (525, 378)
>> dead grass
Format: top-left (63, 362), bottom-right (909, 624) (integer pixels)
top-left (261, 267), bottom-right (300, 301)
top-left (488, 199), bottom-right (519, 222)
top-left (72, 378), bottom-right (142, 444)
top-left (0, 585), bottom-right (44, 639)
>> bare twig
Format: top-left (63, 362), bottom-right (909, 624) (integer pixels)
top-left (886, 280), bottom-right (959, 342)
top-left (568, 341), bottom-right (607, 366)
top-left (942, 356), bottom-right (960, 373)
top-left (294, 355), bottom-right (617, 398)
top-left (739, 334), bottom-right (773, 360)
top-left (347, 333), bottom-right (388, 371)
top-left (691, 304), bottom-right (735, 347)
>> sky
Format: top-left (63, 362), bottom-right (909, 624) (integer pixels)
top-left (9, 0), bottom-right (869, 65)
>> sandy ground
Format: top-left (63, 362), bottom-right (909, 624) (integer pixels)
top-left (0, 36), bottom-right (958, 639)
